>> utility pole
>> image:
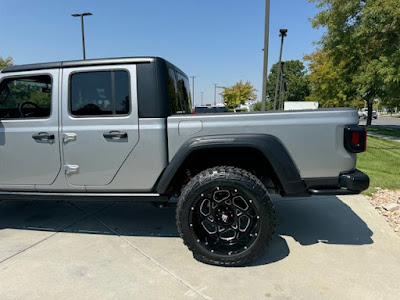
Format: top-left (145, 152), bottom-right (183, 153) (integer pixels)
top-left (213, 83), bottom-right (218, 106)
top-left (200, 92), bottom-right (204, 105)
top-left (261, 0), bottom-right (271, 111)
top-left (216, 86), bottom-right (225, 105)
top-left (273, 29), bottom-right (288, 110)
top-left (72, 12), bottom-right (92, 60)
top-left (190, 76), bottom-right (197, 107)
top-left (278, 66), bottom-right (285, 110)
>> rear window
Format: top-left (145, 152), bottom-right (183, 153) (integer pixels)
top-left (70, 70), bottom-right (130, 117)
top-left (167, 68), bottom-right (192, 114)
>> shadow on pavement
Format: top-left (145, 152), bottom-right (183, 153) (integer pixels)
top-left (252, 196), bottom-right (373, 266)
top-left (0, 195), bottom-right (373, 266)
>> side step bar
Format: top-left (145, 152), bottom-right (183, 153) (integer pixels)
top-left (308, 189), bottom-right (359, 196)
top-left (0, 192), bottom-right (168, 202)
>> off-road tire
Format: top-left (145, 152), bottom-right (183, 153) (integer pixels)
top-left (176, 166), bottom-right (275, 267)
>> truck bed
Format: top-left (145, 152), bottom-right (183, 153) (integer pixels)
top-left (167, 108), bottom-right (359, 180)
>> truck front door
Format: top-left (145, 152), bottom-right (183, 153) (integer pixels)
top-left (0, 70), bottom-right (61, 187)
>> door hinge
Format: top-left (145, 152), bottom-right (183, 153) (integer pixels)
top-left (63, 133), bottom-right (77, 144)
top-left (65, 165), bottom-right (79, 176)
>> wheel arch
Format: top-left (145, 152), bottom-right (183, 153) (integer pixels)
top-left (155, 134), bottom-right (307, 197)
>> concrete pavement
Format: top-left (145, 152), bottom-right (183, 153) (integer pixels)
top-left (359, 115), bottom-right (400, 128)
top-left (0, 195), bottom-right (400, 299)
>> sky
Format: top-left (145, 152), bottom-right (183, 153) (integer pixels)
top-left (0, 0), bottom-right (324, 105)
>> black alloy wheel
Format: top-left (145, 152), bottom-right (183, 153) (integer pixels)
top-left (176, 166), bottom-right (275, 267)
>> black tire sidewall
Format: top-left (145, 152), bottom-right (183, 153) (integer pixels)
top-left (177, 168), bottom-right (274, 266)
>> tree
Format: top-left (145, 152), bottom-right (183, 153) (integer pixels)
top-left (307, 0), bottom-right (400, 125)
top-left (0, 56), bottom-right (13, 69)
top-left (220, 81), bottom-right (257, 109)
top-left (305, 50), bottom-right (364, 108)
top-left (266, 60), bottom-right (310, 106)
top-left (252, 100), bottom-right (274, 111)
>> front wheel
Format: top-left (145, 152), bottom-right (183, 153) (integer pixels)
top-left (176, 166), bottom-right (275, 267)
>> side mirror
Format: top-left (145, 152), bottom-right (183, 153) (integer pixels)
top-left (0, 85), bottom-right (10, 104)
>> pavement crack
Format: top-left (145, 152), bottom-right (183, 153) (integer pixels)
top-left (74, 205), bottom-right (213, 300)
top-left (0, 202), bottom-right (116, 266)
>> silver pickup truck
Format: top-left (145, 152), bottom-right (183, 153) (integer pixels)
top-left (0, 57), bottom-right (369, 266)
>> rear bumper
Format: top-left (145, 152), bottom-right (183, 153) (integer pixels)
top-left (308, 169), bottom-right (370, 196)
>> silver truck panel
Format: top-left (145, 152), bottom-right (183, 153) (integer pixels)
top-left (167, 109), bottom-right (358, 179)
top-left (86, 118), bottom-right (168, 192)
top-left (0, 69), bottom-right (61, 187)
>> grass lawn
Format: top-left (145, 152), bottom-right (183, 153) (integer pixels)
top-left (368, 126), bottom-right (400, 137)
top-left (357, 136), bottom-right (400, 195)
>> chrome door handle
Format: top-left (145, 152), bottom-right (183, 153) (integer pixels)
top-left (103, 131), bottom-right (128, 139)
top-left (32, 132), bottom-right (55, 141)
top-left (63, 133), bottom-right (77, 144)
top-left (65, 165), bottom-right (79, 176)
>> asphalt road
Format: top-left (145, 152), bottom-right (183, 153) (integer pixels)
top-left (359, 115), bottom-right (400, 129)
top-left (1, 195), bottom-right (399, 299)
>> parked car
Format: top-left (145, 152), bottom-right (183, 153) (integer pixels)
top-left (0, 57), bottom-right (369, 266)
top-left (195, 105), bottom-right (226, 114)
top-left (358, 108), bottom-right (378, 119)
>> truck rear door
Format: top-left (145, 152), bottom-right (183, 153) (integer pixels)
top-left (61, 64), bottom-right (139, 186)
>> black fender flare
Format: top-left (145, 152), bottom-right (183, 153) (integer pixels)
top-left (155, 134), bottom-right (307, 196)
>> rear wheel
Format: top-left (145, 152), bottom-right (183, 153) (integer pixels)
top-left (176, 166), bottom-right (275, 266)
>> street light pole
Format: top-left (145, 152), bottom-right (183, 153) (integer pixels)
top-left (273, 29), bottom-right (288, 110)
top-left (190, 76), bottom-right (197, 107)
top-left (261, 0), bottom-right (271, 111)
top-left (72, 12), bottom-right (93, 60)
top-left (278, 65), bottom-right (285, 110)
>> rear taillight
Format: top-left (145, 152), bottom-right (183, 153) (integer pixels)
top-left (344, 126), bottom-right (367, 153)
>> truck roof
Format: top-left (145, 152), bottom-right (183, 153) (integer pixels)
top-left (1, 56), bottom-right (184, 74)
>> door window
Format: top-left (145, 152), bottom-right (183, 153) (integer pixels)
top-left (70, 70), bottom-right (130, 117)
top-left (0, 75), bottom-right (52, 119)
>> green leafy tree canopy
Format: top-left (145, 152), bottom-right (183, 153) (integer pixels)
top-left (307, 0), bottom-right (400, 123)
top-left (220, 81), bottom-right (257, 109)
top-left (0, 56), bottom-right (13, 69)
top-left (266, 60), bottom-right (310, 105)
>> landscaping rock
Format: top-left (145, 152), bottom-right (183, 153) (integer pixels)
top-left (367, 189), bottom-right (400, 237)
top-left (383, 203), bottom-right (400, 212)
